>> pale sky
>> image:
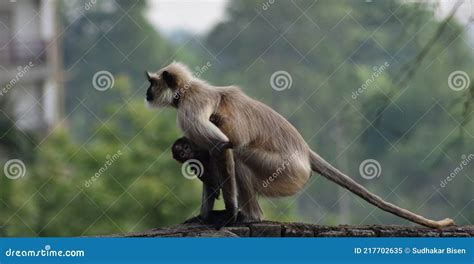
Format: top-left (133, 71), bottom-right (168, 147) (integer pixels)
top-left (146, 0), bottom-right (229, 36)
top-left (436, 0), bottom-right (473, 24)
top-left (145, 0), bottom-right (472, 36)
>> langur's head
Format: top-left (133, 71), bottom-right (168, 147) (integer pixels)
top-left (172, 137), bottom-right (195, 163)
top-left (171, 137), bottom-right (199, 162)
top-left (145, 62), bottom-right (193, 108)
top-left (172, 137), bottom-right (210, 164)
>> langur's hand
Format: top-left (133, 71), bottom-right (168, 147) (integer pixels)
top-left (210, 141), bottom-right (233, 157)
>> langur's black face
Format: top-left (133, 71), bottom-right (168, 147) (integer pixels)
top-left (145, 77), bottom-right (154, 102)
top-left (144, 71), bottom-right (176, 108)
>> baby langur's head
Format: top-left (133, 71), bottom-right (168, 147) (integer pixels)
top-left (172, 137), bottom-right (196, 163)
top-left (145, 62), bottom-right (193, 108)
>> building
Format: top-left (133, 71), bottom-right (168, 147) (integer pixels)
top-left (0, 0), bottom-right (63, 134)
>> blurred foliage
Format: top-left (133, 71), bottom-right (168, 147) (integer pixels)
top-left (60, 0), bottom-right (200, 139)
top-left (0, 0), bottom-right (473, 236)
top-left (204, 0), bottom-right (473, 224)
top-left (2, 77), bottom-right (200, 236)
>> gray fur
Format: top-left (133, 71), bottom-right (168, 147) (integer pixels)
top-left (147, 62), bottom-right (454, 228)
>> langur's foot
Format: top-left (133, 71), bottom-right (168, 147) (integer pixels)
top-left (184, 210), bottom-right (255, 228)
top-left (209, 210), bottom-right (258, 228)
top-left (236, 211), bottom-right (261, 223)
top-left (183, 211), bottom-right (223, 225)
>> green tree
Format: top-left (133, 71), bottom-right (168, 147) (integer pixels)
top-left (204, 0), bottom-right (473, 225)
top-left (60, 0), bottom-right (198, 139)
top-left (4, 77), bottom-right (204, 236)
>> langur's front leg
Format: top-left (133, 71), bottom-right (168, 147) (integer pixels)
top-left (178, 106), bottom-right (235, 225)
top-left (213, 148), bottom-right (238, 225)
top-left (184, 179), bottom-right (219, 224)
top-left (198, 151), bottom-right (222, 223)
top-left (200, 183), bottom-right (217, 221)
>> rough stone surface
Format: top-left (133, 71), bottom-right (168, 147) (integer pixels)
top-left (249, 222), bottom-right (282, 237)
top-left (110, 221), bottom-right (473, 237)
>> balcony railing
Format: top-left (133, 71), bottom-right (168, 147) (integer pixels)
top-left (0, 40), bottom-right (47, 66)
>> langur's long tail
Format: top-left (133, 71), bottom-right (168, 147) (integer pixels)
top-left (309, 151), bottom-right (454, 229)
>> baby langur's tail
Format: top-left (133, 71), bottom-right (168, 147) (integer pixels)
top-left (309, 151), bottom-right (454, 229)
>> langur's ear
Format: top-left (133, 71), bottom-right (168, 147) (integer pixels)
top-left (162, 70), bottom-right (177, 88)
top-left (145, 71), bottom-right (152, 82)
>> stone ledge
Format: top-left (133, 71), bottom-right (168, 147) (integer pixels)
top-left (108, 221), bottom-right (473, 237)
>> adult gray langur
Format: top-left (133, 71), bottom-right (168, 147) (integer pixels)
top-left (145, 62), bottom-right (454, 228)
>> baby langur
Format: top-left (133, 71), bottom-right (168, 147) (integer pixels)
top-left (172, 136), bottom-right (222, 215)
top-left (172, 136), bottom-right (246, 225)
top-left (145, 62), bottom-right (454, 228)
